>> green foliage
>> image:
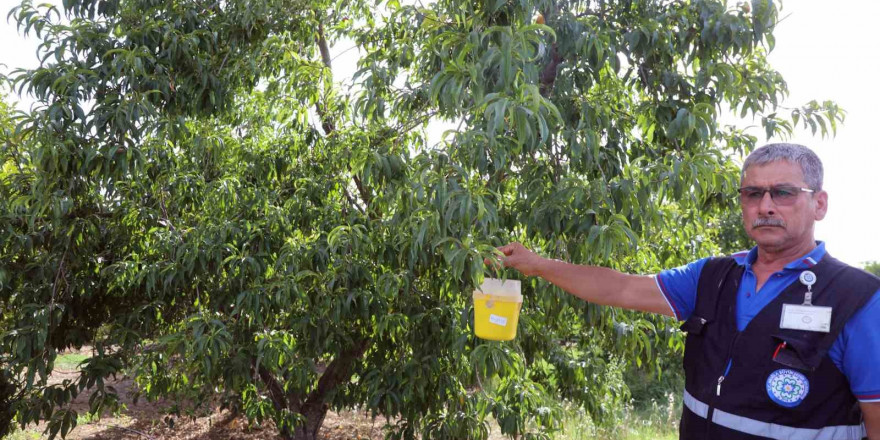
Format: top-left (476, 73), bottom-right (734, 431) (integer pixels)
top-left (0, 0), bottom-right (841, 439)
top-left (863, 261), bottom-right (880, 278)
top-left (626, 352), bottom-right (684, 414)
top-left (0, 367), bottom-right (16, 438)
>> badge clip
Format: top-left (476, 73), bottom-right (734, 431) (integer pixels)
top-left (799, 270), bottom-right (816, 306)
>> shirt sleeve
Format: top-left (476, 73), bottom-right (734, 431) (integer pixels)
top-left (655, 257), bottom-right (709, 321)
top-left (828, 288), bottom-right (880, 402)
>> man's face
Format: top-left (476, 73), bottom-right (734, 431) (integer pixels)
top-left (740, 160), bottom-right (828, 252)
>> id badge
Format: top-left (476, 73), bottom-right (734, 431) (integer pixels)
top-left (779, 304), bottom-right (832, 333)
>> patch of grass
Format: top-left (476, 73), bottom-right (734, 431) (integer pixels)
top-left (555, 414), bottom-right (678, 440)
top-left (77, 410), bottom-right (102, 425)
top-left (554, 393), bottom-right (681, 440)
top-left (55, 353), bottom-right (89, 371)
top-left (617, 425), bottom-right (679, 440)
top-left (3, 426), bottom-right (42, 440)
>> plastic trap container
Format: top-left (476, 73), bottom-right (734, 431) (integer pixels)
top-left (473, 278), bottom-right (522, 341)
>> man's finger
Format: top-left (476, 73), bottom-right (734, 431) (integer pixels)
top-left (498, 243), bottom-right (516, 256)
top-left (483, 254), bottom-right (506, 270)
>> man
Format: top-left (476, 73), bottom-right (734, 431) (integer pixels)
top-left (491, 144), bottom-right (880, 439)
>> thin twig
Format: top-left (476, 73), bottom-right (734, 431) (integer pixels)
top-left (330, 45), bottom-right (359, 63)
top-left (775, 12), bottom-right (794, 26)
top-left (396, 110), bottom-right (440, 135)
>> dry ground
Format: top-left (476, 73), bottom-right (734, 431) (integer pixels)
top-left (31, 370), bottom-right (398, 440)
top-left (15, 348), bottom-right (505, 440)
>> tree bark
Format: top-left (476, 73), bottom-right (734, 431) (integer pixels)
top-left (258, 338), bottom-right (370, 440)
top-left (290, 404), bottom-right (329, 440)
top-left (538, 4), bottom-right (564, 97)
top-left (539, 42), bottom-right (563, 97)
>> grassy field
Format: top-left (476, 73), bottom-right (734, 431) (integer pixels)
top-left (563, 417), bottom-right (679, 440)
top-left (6, 351), bottom-right (680, 440)
top-left (554, 400), bottom-right (680, 440)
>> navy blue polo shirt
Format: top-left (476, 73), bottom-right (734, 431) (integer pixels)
top-left (656, 242), bottom-right (880, 403)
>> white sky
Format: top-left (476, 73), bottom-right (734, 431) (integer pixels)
top-left (763, 0), bottom-right (880, 266)
top-left (1, 0), bottom-right (878, 265)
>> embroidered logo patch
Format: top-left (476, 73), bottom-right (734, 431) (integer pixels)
top-left (766, 369), bottom-right (810, 407)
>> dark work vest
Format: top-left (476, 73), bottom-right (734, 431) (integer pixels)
top-left (678, 254), bottom-right (880, 440)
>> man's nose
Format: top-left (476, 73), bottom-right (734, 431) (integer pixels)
top-left (758, 191), bottom-right (776, 215)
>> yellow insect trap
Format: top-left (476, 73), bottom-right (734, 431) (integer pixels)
top-left (473, 278), bottom-right (522, 341)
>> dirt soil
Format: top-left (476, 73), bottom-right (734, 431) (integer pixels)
top-left (20, 348), bottom-right (503, 440)
top-left (33, 371), bottom-right (391, 440)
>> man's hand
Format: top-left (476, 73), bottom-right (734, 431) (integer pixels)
top-left (484, 242), bottom-right (546, 277)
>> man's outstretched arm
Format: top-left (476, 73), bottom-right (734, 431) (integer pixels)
top-left (489, 242), bottom-right (674, 317)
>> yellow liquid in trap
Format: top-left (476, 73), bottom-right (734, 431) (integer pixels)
top-left (473, 293), bottom-right (522, 341)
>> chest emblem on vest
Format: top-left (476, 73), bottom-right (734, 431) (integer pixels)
top-left (766, 369), bottom-right (810, 407)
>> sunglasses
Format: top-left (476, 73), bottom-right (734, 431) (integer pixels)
top-left (737, 186), bottom-right (815, 206)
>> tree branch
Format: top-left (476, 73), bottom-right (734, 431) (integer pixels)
top-left (314, 19), bottom-right (376, 219)
top-left (539, 42), bottom-right (563, 97)
top-left (342, 185), bottom-right (366, 215)
top-left (395, 110), bottom-right (440, 135)
top-left (350, 174), bottom-right (375, 217)
top-left (316, 21), bottom-right (332, 71)
top-left (254, 361), bottom-right (301, 415)
top-left (538, 3), bottom-right (565, 97)
top-left (303, 338), bottom-right (370, 410)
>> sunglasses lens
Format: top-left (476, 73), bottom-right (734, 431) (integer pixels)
top-left (738, 187), bottom-right (805, 205)
top-left (770, 188), bottom-right (797, 205)
top-left (745, 189), bottom-right (764, 200)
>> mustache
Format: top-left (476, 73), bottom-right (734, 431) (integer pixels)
top-left (753, 218), bottom-right (786, 228)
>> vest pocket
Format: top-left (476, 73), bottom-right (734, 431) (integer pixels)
top-left (770, 334), bottom-right (813, 371)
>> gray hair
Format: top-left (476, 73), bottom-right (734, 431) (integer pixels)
top-left (741, 143), bottom-right (824, 190)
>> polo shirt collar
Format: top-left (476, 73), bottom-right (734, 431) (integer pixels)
top-left (732, 241), bottom-right (826, 270)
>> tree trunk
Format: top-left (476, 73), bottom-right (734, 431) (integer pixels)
top-left (286, 403), bottom-right (329, 440)
top-left (262, 338), bottom-right (370, 440)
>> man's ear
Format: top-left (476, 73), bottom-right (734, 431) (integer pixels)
top-left (814, 190), bottom-right (828, 221)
